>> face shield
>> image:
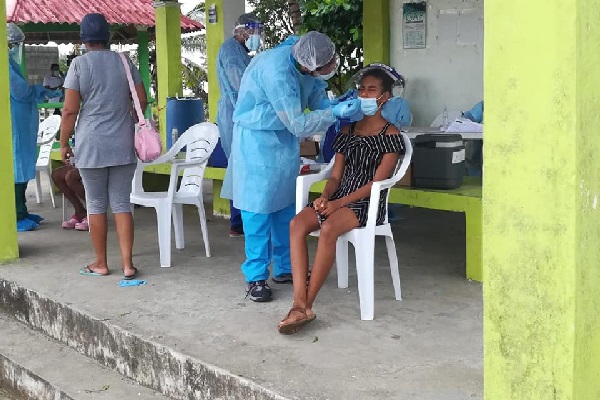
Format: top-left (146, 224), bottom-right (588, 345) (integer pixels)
top-left (235, 21), bottom-right (264, 52)
top-left (8, 42), bottom-right (24, 65)
top-left (347, 63), bottom-right (406, 98)
top-left (314, 54), bottom-right (340, 81)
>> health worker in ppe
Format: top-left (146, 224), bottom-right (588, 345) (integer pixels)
top-left (216, 13), bottom-right (263, 238)
top-left (7, 23), bottom-right (61, 232)
top-left (223, 31), bottom-right (361, 302)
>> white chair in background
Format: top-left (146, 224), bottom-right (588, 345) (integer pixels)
top-left (295, 133), bottom-right (413, 320)
top-left (35, 115), bottom-right (61, 207)
top-left (130, 122), bottom-right (219, 268)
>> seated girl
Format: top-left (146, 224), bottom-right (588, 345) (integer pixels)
top-left (278, 64), bottom-right (406, 334)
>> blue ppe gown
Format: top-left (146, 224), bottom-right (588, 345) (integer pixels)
top-left (222, 36), bottom-right (336, 283)
top-left (216, 37), bottom-right (251, 230)
top-left (9, 57), bottom-right (60, 230)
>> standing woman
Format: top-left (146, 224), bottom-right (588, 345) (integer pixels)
top-left (59, 13), bottom-right (147, 279)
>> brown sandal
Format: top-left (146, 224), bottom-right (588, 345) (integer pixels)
top-left (277, 307), bottom-right (317, 335)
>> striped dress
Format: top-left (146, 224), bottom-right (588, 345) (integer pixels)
top-left (310, 122), bottom-right (405, 227)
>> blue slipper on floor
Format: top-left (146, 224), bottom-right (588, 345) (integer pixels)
top-left (79, 266), bottom-right (109, 276)
top-left (27, 214), bottom-right (44, 223)
top-left (17, 218), bottom-right (39, 232)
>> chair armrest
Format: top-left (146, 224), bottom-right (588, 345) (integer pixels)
top-left (295, 159), bottom-right (335, 214)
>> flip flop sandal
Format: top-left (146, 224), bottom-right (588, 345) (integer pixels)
top-left (79, 266), bottom-right (109, 276)
top-left (122, 267), bottom-right (138, 280)
top-left (277, 307), bottom-right (313, 335)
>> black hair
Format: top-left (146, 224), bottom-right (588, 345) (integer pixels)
top-left (85, 41), bottom-right (109, 48)
top-left (360, 69), bottom-right (394, 94)
top-left (50, 63), bottom-right (60, 69)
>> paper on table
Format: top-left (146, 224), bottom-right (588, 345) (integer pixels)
top-left (445, 118), bottom-right (483, 133)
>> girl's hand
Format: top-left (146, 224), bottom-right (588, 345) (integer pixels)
top-left (61, 145), bottom-right (74, 165)
top-left (313, 196), bottom-right (329, 212)
top-left (321, 199), bottom-right (343, 217)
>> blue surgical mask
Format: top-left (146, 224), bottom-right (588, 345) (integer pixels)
top-left (318, 69), bottom-right (336, 81)
top-left (245, 34), bottom-right (261, 52)
top-left (358, 94), bottom-right (384, 116)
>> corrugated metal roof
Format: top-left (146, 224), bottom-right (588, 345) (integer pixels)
top-left (6, 0), bottom-right (203, 31)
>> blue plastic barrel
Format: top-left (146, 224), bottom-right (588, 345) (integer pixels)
top-left (165, 97), bottom-right (204, 149)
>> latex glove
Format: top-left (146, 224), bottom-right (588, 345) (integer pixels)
top-left (332, 98), bottom-right (362, 119)
top-left (330, 89), bottom-right (357, 106)
top-left (381, 97), bottom-right (412, 128)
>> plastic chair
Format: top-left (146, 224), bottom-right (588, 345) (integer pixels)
top-left (130, 122), bottom-right (219, 268)
top-left (295, 133), bottom-right (413, 320)
top-left (34, 115), bottom-right (61, 207)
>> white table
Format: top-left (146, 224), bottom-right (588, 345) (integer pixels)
top-left (402, 127), bottom-right (483, 140)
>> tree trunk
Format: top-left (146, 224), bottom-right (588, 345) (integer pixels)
top-left (287, 0), bottom-right (302, 34)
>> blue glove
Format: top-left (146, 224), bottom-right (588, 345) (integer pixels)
top-left (382, 97), bottom-right (412, 128)
top-left (332, 98), bottom-right (362, 119)
top-left (330, 89), bottom-right (357, 106)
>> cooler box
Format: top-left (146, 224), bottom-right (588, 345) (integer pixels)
top-left (165, 97), bottom-right (204, 149)
top-left (412, 134), bottom-right (465, 189)
top-left (208, 140), bottom-right (228, 168)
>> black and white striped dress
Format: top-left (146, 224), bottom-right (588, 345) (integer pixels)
top-left (310, 122), bottom-right (405, 227)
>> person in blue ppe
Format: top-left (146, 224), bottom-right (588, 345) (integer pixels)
top-left (222, 31), bottom-right (362, 302)
top-left (216, 13), bottom-right (263, 238)
top-left (7, 23), bottom-right (61, 232)
top-left (462, 101), bottom-right (484, 176)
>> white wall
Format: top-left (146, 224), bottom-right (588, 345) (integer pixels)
top-left (390, 0), bottom-right (483, 126)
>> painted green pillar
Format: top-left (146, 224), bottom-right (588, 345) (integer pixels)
top-left (206, 0), bottom-right (225, 123)
top-left (136, 25), bottom-right (151, 118)
top-left (154, 0), bottom-right (182, 147)
top-left (484, 0), bottom-right (600, 399)
top-left (0, 0), bottom-right (19, 261)
top-left (362, 0), bottom-right (390, 65)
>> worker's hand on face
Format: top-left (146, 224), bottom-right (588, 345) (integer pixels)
top-left (332, 98), bottom-right (363, 122)
top-left (321, 199), bottom-right (343, 217)
top-left (61, 145), bottom-right (74, 165)
top-left (330, 89), bottom-right (357, 106)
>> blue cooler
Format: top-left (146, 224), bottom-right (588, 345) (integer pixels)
top-left (165, 97), bottom-right (204, 149)
top-left (208, 139), bottom-right (228, 168)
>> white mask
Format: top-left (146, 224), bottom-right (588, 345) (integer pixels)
top-left (318, 69), bottom-right (336, 81)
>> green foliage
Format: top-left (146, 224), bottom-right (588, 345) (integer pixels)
top-left (248, 0), bottom-right (363, 95)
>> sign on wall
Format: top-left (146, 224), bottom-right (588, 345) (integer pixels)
top-left (403, 2), bottom-right (427, 49)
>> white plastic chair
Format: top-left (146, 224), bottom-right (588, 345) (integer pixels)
top-left (296, 133), bottom-right (413, 320)
top-left (130, 122), bottom-right (219, 268)
top-left (35, 115), bottom-right (61, 207)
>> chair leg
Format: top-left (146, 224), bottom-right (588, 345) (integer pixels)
top-left (46, 168), bottom-right (56, 208)
top-left (62, 193), bottom-right (68, 222)
top-left (35, 171), bottom-right (42, 204)
top-left (197, 202), bottom-right (211, 257)
top-left (335, 239), bottom-right (349, 288)
top-left (385, 235), bottom-right (402, 301)
top-left (355, 239), bottom-right (375, 321)
top-left (172, 203), bottom-right (185, 250)
top-left (156, 206), bottom-right (172, 268)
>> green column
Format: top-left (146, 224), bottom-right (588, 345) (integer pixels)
top-left (136, 26), bottom-right (151, 118)
top-left (206, 0), bottom-right (225, 123)
top-left (484, 0), bottom-right (600, 399)
top-left (154, 0), bottom-right (182, 147)
top-left (0, 0), bottom-right (19, 261)
top-left (362, 0), bottom-right (390, 65)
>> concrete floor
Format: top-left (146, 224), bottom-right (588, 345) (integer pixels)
top-left (0, 183), bottom-right (483, 400)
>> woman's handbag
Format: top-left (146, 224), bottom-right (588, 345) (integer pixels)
top-left (119, 52), bottom-right (162, 162)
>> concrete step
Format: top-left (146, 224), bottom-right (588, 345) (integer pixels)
top-left (0, 314), bottom-right (170, 400)
top-left (0, 279), bottom-right (290, 400)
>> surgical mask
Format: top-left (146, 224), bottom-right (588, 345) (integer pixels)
top-left (245, 34), bottom-right (261, 52)
top-left (358, 94), bottom-right (385, 116)
top-left (51, 70), bottom-right (60, 77)
top-left (318, 69), bottom-right (336, 81)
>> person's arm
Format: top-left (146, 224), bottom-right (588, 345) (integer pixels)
top-left (59, 89), bottom-right (81, 164)
top-left (222, 55), bottom-right (249, 106)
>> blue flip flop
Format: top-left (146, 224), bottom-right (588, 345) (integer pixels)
top-left (79, 266), bottom-right (109, 277)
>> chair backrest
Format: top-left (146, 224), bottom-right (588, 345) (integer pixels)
top-left (430, 110), bottom-right (462, 128)
top-left (37, 115), bottom-right (61, 145)
top-left (177, 122), bottom-right (220, 196)
top-left (36, 142), bottom-right (54, 167)
top-left (381, 133), bottom-right (413, 224)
